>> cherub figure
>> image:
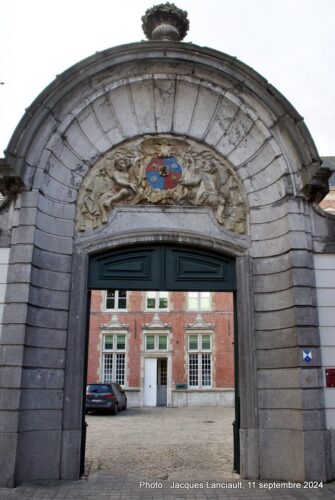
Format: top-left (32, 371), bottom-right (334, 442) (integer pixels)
top-left (77, 164), bottom-right (114, 230)
top-left (100, 157), bottom-right (137, 221)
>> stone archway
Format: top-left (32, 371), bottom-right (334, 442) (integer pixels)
top-left (0, 22), bottom-right (332, 485)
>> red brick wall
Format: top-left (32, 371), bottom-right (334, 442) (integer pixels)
top-left (87, 290), bottom-right (234, 389)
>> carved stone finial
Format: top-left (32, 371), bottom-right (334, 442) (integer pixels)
top-left (142, 3), bottom-right (189, 41)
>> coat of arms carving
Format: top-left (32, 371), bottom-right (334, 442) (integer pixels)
top-left (76, 136), bottom-right (248, 234)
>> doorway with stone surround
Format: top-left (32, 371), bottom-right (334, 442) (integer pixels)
top-left (0, 3), bottom-right (333, 485)
top-left (82, 243), bottom-right (239, 475)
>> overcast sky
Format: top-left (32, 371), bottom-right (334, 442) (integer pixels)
top-left (0, 0), bottom-right (334, 156)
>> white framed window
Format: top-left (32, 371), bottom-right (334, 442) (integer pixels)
top-left (187, 292), bottom-right (211, 311)
top-left (146, 291), bottom-right (169, 311)
top-left (104, 290), bottom-right (127, 311)
top-left (144, 334), bottom-right (168, 351)
top-left (102, 334), bottom-right (126, 385)
top-left (188, 333), bottom-right (212, 388)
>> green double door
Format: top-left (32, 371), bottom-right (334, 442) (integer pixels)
top-left (88, 244), bottom-right (236, 291)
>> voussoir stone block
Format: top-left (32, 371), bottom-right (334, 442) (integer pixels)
top-left (36, 210), bottom-right (75, 238)
top-left (203, 95), bottom-right (238, 146)
top-left (108, 85), bottom-right (140, 137)
top-left (29, 286), bottom-right (69, 310)
top-left (130, 83), bottom-right (155, 134)
top-left (236, 140), bottom-right (282, 178)
top-left (31, 267), bottom-right (70, 291)
top-left (248, 178), bottom-right (286, 207)
top-left (25, 326), bottom-right (67, 349)
top-left (47, 157), bottom-right (84, 189)
top-left (189, 86), bottom-right (221, 139)
top-left (254, 288), bottom-right (295, 311)
top-left (37, 193), bottom-right (76, 220)
top-left (152, 78), bottom-right (175, 134)
top-left (227, 123), bottom-right (270, 168)
top-left (26, 306), bottom-right (68, 330)
top-left (64, 119), bottom-right (102, 158)
top-left (40, 176), bottom-right (77, 203)
top-left (34, 228), bottom-right (73, 255)
top-left (32, 248), bottom-right (72, 273)
top-left (91, 94), bottom-right (124, 144)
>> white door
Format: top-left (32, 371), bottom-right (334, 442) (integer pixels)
top-left (144, 358), bottom-right (157, 406)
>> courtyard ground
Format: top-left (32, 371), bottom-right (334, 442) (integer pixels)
top-left (85, 406), bottom-right (236, 482)
top-left (1, 406), bottom-right (334, 499)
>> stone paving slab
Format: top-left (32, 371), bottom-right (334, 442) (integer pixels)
top-left (1, 407), bottom-right (334, 499)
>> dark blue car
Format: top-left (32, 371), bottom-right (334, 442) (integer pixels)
top-left (86, 383), bottom-right (127, 414)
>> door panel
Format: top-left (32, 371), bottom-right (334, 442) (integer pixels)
top-left (88, 247), bottom-right (161, 290)
top-left (144, 358), bottom-right (157, 406)
top-left (164, 246), bottom-right (235, 290)
top-left (88, 244), bottom-right (235, 291)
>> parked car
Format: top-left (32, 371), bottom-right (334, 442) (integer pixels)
top-left (86, 383), bottom-right (127, 414)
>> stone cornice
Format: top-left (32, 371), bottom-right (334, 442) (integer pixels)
top-left (0, 158), bottom-right (25, 195)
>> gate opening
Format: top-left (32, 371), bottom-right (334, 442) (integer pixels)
top-left (85, 289), bottom-right (237, 480)
top-left (83, 244), bottom-right (239, 478)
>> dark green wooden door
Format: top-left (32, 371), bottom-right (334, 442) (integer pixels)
top-left (88, 244), bottom-right (236, 291)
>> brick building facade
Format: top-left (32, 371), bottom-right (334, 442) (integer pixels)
top-left (87, 290), bottom-right (235, 407)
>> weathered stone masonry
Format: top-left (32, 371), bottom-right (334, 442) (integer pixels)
top-left (0, 32), bottom-right (335, 486)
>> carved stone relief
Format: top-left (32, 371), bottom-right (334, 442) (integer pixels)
top-left (76, 136), bottom-right (248, 234)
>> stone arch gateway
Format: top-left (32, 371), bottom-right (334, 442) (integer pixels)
top-left (1, 15), bottom-right (335, 486)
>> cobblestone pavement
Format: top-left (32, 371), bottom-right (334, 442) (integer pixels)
top-left (85, 407), bottom-right (236, 481)
top-left (1, 407), bottom-right (334, 499)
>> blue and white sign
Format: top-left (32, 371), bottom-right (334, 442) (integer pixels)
top-left (303, 350), bottom-right (312, 363)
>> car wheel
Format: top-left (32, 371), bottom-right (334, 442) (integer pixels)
top-left (123, 402), bottom-right (127, 410)
top-left (112, 403), bottom-right (118, 415)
